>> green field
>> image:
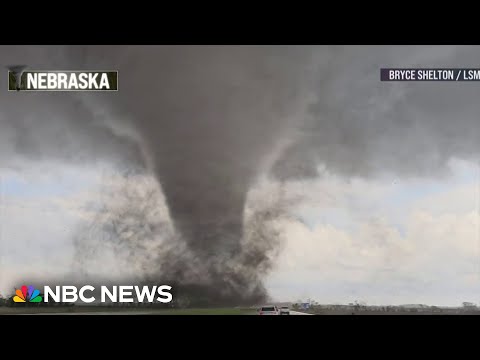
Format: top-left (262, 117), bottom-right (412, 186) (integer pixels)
top-left (0, 306), bottom-right (258, 315)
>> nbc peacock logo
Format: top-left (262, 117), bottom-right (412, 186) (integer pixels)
top-left (13, 285), bottom-right (43, 303)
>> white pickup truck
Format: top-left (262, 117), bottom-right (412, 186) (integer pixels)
top-left (258, 305), bottom-right (280, 315)
top-left (258, 305), bottom-right (291, 315)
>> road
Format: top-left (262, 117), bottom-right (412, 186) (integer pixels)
top-left (289, 310), bottom-right (313, 315)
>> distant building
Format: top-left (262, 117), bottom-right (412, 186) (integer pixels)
top-left (462, 302), bottom-right (477, 310)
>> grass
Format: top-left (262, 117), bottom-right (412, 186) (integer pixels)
top-left (148, 308), bottom-right (256, 315)
top-left (0, 306), bottom-right (257, 315)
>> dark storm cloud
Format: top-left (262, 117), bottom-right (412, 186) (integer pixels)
top-left (273, 45), bottom-right (480, 180)
top-left (3, 45), bottom-right (480, 305)
top-left (0, 46), bottom-right (145, 170)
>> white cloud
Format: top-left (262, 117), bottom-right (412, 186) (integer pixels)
top-left (0, 162), bottom-right (145, 295)
top-left (265, 162), bottom-right (480, 306)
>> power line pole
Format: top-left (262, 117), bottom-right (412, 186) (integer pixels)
top-left (478, 158), bottom-right (480, 304)
top-left (0, 175), bottom-right (3, 293)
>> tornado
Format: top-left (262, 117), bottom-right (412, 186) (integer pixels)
top-left (61, 46), bottom-right (315, 304)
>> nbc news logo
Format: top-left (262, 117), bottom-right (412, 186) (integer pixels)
top-left (13, 285), bottom-right (42, 303)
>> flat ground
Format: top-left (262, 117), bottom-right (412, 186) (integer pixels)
top-left (3, 306), bottom-right (480, 315)
top-left (0, 306), bottom-right (258, 315)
